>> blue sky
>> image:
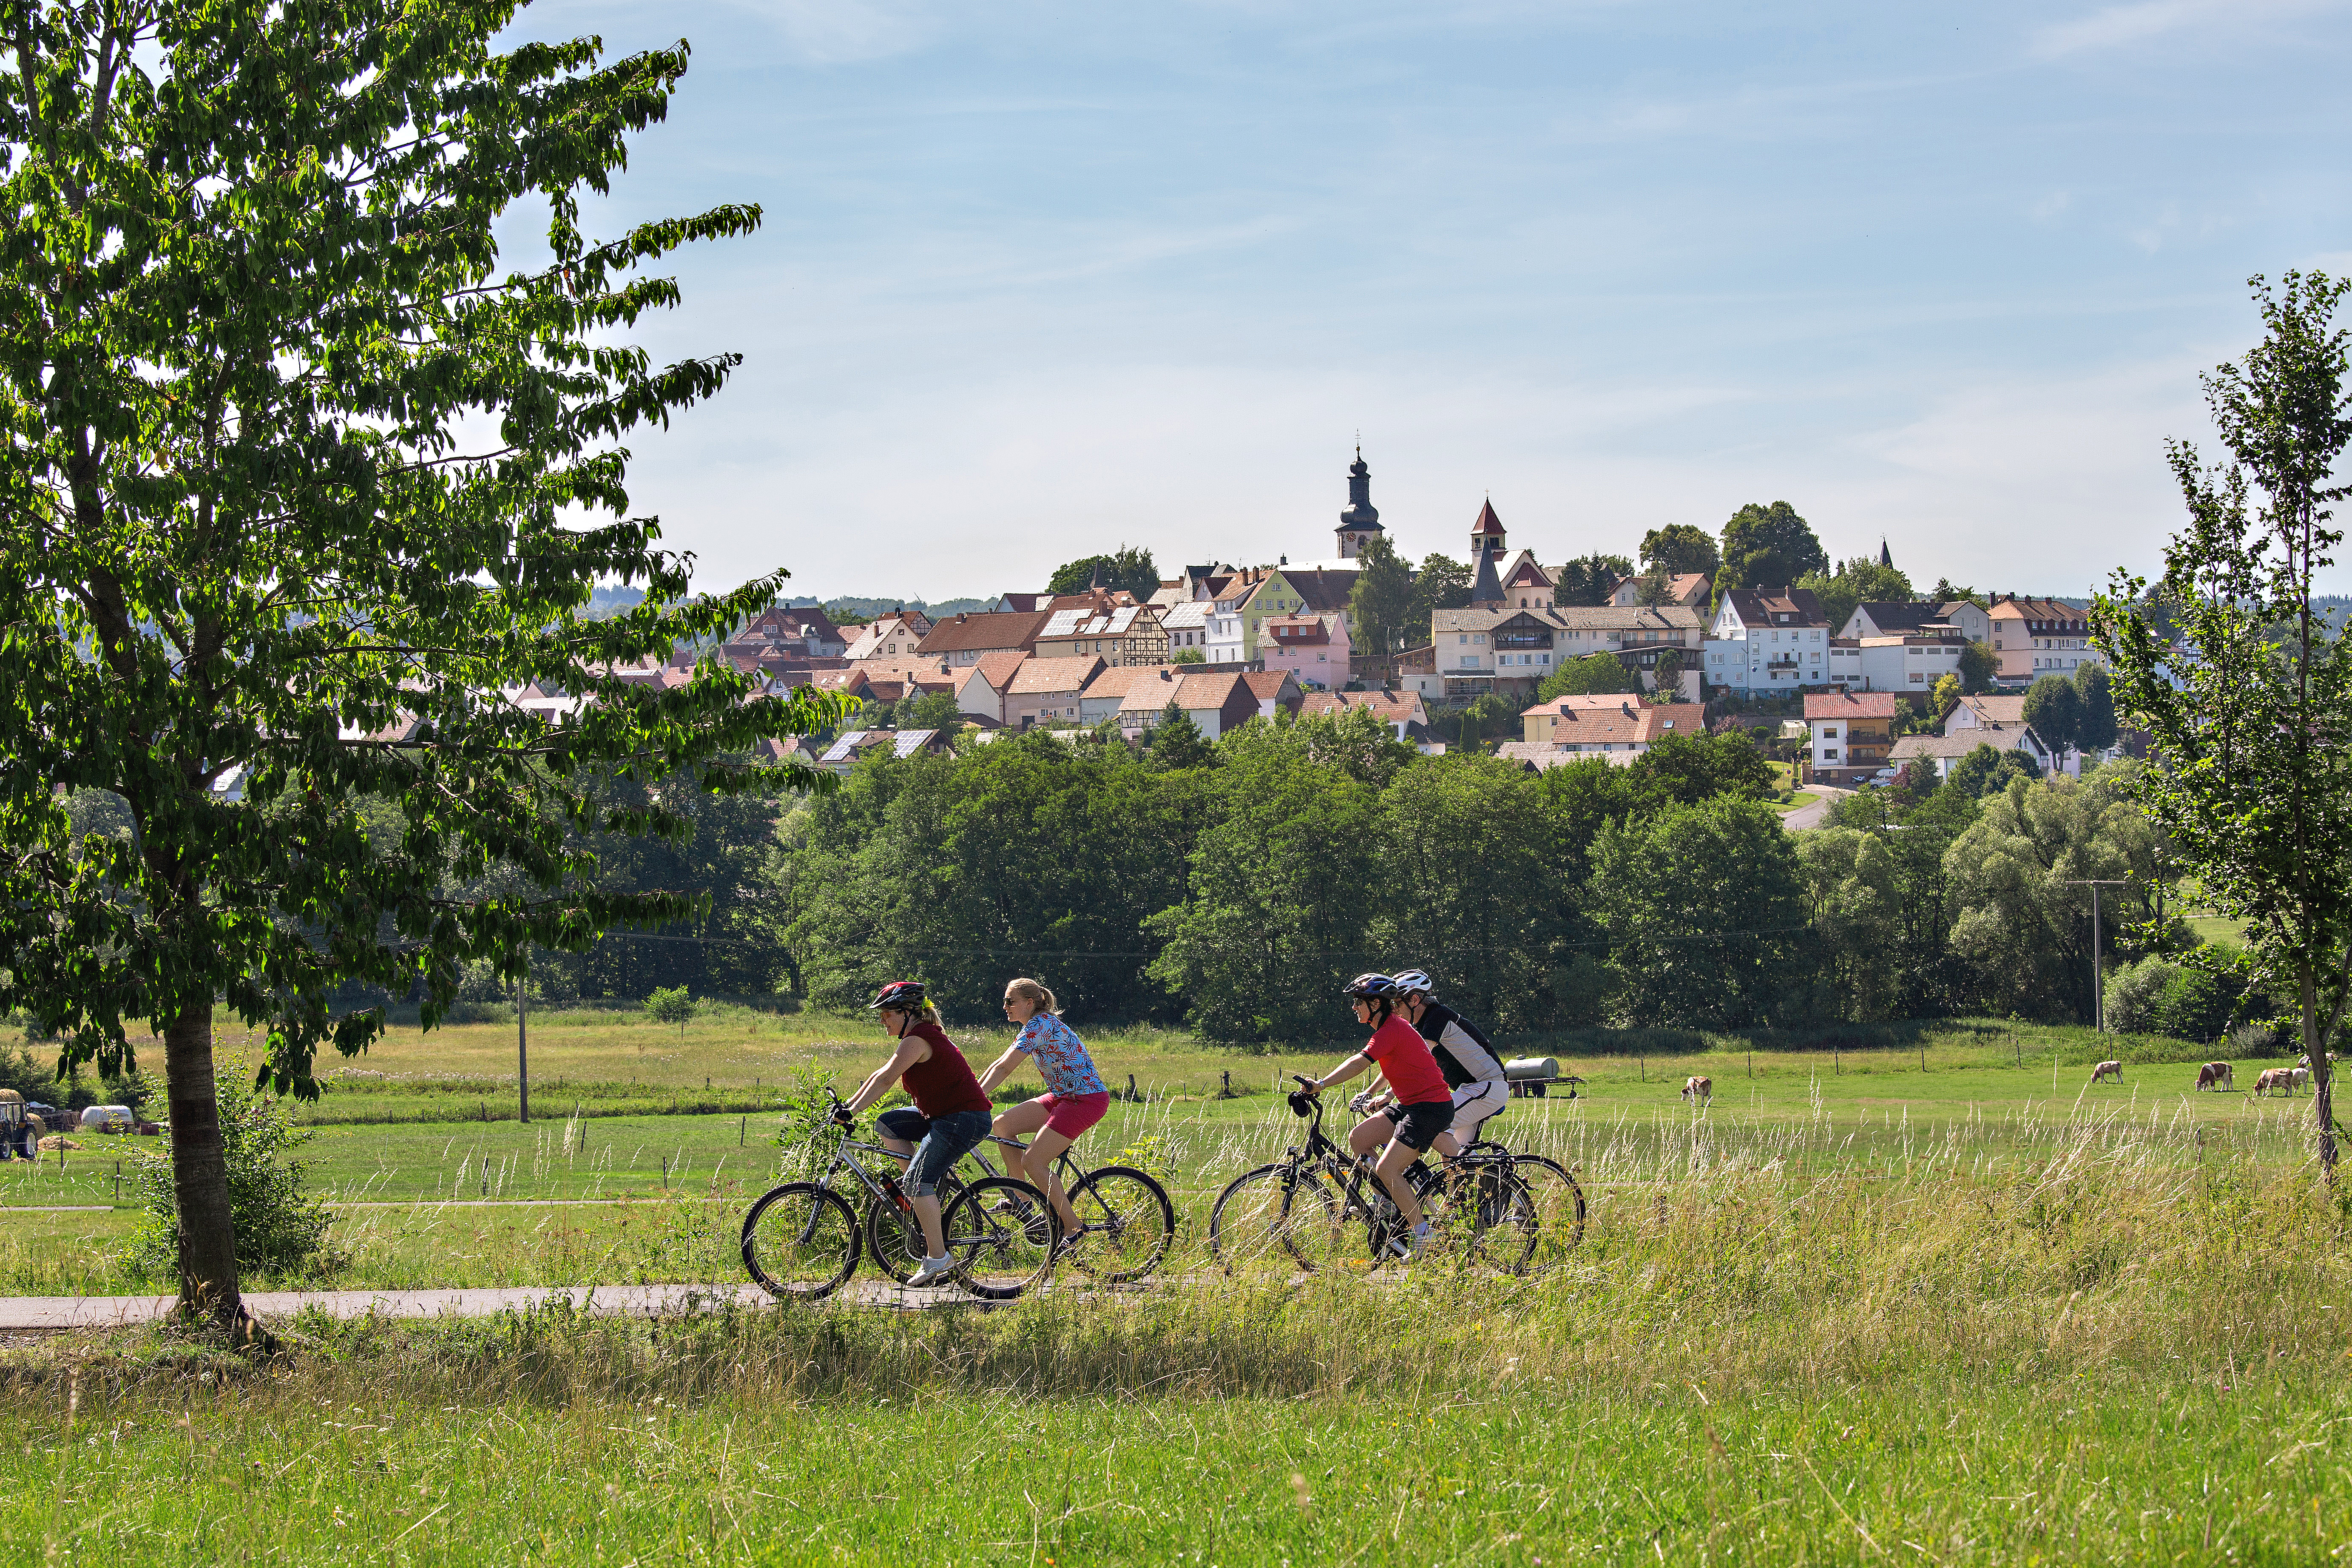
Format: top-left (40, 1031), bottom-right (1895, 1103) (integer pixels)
top-left (515, 0), bottom-right (2352, 602)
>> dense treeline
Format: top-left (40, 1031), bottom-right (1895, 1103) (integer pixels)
top-left (747, 713), bottom-right (2223, 1045)
top-left (42, 715), bottom-right (2237, 1048)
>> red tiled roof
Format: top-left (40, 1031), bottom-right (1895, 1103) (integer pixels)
top-left (1804, 690), bottom-right (1899, 719)
top-left (1473, 499), bottom-right (1505, 536)
top-left (917, 611), bottom-right (1050, 656)
top-left (968, 649), bottom-right (1029, 692)
top-left (1004, 656), bottom-right (1106, 696)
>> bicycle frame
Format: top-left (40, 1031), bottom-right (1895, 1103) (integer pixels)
top-left (1280, 1077), bottom-right (1407, 1234)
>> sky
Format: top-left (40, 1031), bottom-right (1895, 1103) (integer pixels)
top-left (511, 0), bottom-right (2352, 603)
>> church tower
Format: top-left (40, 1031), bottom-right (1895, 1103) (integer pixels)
top-left (1335, 446), bottom-right (1383, 560)
top-left (1471, 497), bottom-right (1506, 561)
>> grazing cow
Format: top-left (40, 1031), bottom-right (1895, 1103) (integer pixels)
top-left (2196, 1062), bottom-right (2234, 1092)
top-left (2255, 1067), bottom-right (2290, 1097)
top-left (2090, 1059), bottom-right (2124, 1086)
top-left (1682, 1075), bottom-right (1712, 1106)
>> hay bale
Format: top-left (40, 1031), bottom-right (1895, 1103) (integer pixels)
top-left (34, 1134), bottom-right (81, 1152)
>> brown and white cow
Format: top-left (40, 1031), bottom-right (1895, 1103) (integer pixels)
top-left (1682, 1075), bottom-right (1712, 1106)
top-left (2089, 1059), bottom-right (2124, 1086)
top-left (2196, 1062), bottom-right (2234, 1092)
top-left (2254, 1067), bottom-right (2291, 1097)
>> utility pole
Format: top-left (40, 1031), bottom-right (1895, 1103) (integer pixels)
top-left (517, 954), bottom-right (530, 1124)
top-left (2059, 880), bottom-right (2131, 1033)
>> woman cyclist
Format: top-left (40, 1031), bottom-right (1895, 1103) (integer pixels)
top-left (835, 980), bottom-right (995, 1286)
top-left (1383, 969), bottom-right (1509, 1159)
top-left (1297, 972), bottom-right (1455, 1258)
top-left (976, 977), bottom-right (1109, 1252)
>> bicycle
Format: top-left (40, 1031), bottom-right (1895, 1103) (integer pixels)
top-left (865, 1132), bottom-right (1177, 1286)
top-left (739, 1089), bottom-right (1061, 1301)
top-left (1456, 1136), bottom-right (1586, 1268)
top-left (1357, 1091), bottom-right (1590, 1271)
top-left (1208, 1074), bottom-right (1530, 1274)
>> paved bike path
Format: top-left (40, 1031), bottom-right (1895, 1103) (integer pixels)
top-left (0, 1281), bottom-right (986, 1332)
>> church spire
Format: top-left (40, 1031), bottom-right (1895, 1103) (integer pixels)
top-left (1335, 444), bottom-right (1382, 560)
top-left (1879, 537), bottom-right (1893, 569)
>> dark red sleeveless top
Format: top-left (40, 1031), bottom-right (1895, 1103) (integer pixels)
top-left (899, 1020), bottom-right (991, 1118)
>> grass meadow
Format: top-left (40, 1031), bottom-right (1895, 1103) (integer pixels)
top-left (6, 1007), bottom-right (2349, 1562)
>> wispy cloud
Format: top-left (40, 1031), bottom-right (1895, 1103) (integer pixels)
top-left (715, 0), bottom-right (941, 64)
top-left (2031, 0), bottom-right (2341, 60)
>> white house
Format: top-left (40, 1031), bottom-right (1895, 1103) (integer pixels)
top-left (1704, 589), bottom-right (1830, 693)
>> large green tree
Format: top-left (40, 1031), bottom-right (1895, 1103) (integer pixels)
top-left (1554, 551), bottom-right (1635, 608)
top-left (1587, 796), bottom-right (1809, 1026)
top-left (2021, 673), bottom-right (2082, 758)
top-left (1715, 501), bottom-right (1828, 597)
top-left (1404, 553), bottom-right (1472, 647)
top-left (1796, 556), bottom-right (1917, 638)
top-left (0, 5), bottom-right (833, 1327)
top-left (1639, 523), bottom-right (1721, 581)
top-left (1535, 653), bottom-right (1638, 700)
top-left (2095, 271), bottom-right (2352, 1167)
top-left (1345, 534), bottom-right (1415, 660)
top-left (1944, 771), bottom-right (2162, 1023)
top-left (1047, 545), bottom-right (1159, 600)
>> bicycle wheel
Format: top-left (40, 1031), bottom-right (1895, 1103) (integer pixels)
top-left (1063, 1165), bottom-right (1176, 1283)
top-left (740, 1183), bottom-right (860, 1301)
top-left (940, 1176), bottom-right (1060, 1300)
top-left (864, 1170), bottom-right (970, 1285)
top-left (1511, 1155), bottom-right (1588, 1268)
top-left (1209, 1163), bottom-right (1332, 1275)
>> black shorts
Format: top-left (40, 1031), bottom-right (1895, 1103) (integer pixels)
top-left (1382, 1098), bottom-right (1454, 1153)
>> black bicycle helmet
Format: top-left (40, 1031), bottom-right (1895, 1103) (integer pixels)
top-left (1343, 972), bottom-right (1403, 1002)
top-left (1389, 969), bottom-right (1434, 997)
top-left (867, 980), bottom-right (926, 1011)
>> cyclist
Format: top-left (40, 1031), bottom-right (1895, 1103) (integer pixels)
top-left (1298, 972), bottom-right (1454, 1258)
top-left (976, 977), bottom-right (1109, 1250)
top-left (1384, 970), bottom-right (1509, 1160)
top-left (835, 980), bottom-right (995, 1286)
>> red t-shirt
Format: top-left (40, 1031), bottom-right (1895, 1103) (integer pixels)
top-left (1364, 1014), bottom-right (1451, 1105)
top-left (898, 1020), bottom-right (992, 1119)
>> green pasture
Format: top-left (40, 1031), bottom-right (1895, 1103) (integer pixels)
top-left (1, 1037), bottom-right (2334, 1295)
top-left (11, 1132), bottom-right (2352, 1565)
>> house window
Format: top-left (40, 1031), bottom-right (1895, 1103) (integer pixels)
top-left (1909, 673), bottom-right (1924, 684)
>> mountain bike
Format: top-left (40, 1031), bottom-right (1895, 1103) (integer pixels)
top-left (864, 1132), bottom-right (1177, 1286)
top-left (740, 1091), bottom-right (1060, 1301)
top-left (1207, 1075), bottom-right (1530, 1274)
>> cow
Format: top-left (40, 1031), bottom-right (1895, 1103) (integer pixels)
top-left (1682, 1075), bottom-right (1712, 1106)
top-left (2255, 1067), bottom-right (2291, 1097)
top-left (2291, 1066), bottom-right (2312, 1093)
top-left (2089, 1059), bottom-right (2124, 1086)
top-left (2196, 1062), bottom-right (2234, 1092)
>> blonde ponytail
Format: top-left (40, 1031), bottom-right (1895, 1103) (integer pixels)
top-left (1005, 977), bottom-right (1059, 1016)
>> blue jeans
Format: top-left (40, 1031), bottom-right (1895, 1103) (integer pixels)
top-left (876, 1108), bottom-right (992, 1197)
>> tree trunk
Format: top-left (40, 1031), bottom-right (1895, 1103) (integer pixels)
top-left (2305, 962), bottom-right (2338, 1175)
top-left (163, 997), bottom-right (244, 1327)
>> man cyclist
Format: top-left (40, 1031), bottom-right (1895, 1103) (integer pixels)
top-left (1298, 972), bottom-right (1455, 1258)
top-left (835, 980), bottom-right (995, 1287)
top-left (1384, 969), bottom-right (1510, 1160)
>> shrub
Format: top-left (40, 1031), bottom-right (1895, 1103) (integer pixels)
top-left (2103, 957), bottom-right (2180, 1036)
top-left (645, 986), bottom-right (695, 1042)
top-left (128, 1067), bottom-right (342, 1281)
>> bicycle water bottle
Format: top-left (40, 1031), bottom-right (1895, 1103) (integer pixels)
top-left (881, 1174), bottom-right (914, 1214)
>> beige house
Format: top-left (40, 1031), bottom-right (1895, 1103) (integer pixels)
top-left (841, 610), bottom-right (933, 662)
top-left (1517, 697), bottom-right (1705, 750)
top-left (1003, 656), bottom-right (1106, 730)
top-left (916, 610), bottom-right (1051, 668)
top-left (1988, 597), bottom-right (2102, 685)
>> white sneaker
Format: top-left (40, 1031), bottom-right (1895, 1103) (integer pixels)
top-left (908, 1253), bottom-right (960, 1287)
top-left (1406, 1224), bottom-right (1432, 1259)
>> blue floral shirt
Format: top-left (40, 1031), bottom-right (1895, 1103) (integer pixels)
top-left (1013, 1013), bottom-right (1106, 1098)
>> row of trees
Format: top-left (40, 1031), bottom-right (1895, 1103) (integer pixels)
top-left (753, 711), bottom-right (2208, 1043)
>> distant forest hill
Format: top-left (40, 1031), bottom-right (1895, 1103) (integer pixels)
top-left (579, 587), bottom-right (995, 627)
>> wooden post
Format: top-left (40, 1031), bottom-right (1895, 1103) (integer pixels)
top-left (740, 1116), bottom-right (746, 1147)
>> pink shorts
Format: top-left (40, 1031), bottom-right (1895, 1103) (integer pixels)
top-left (1034, 1090), bottom-right (1111, 1139)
